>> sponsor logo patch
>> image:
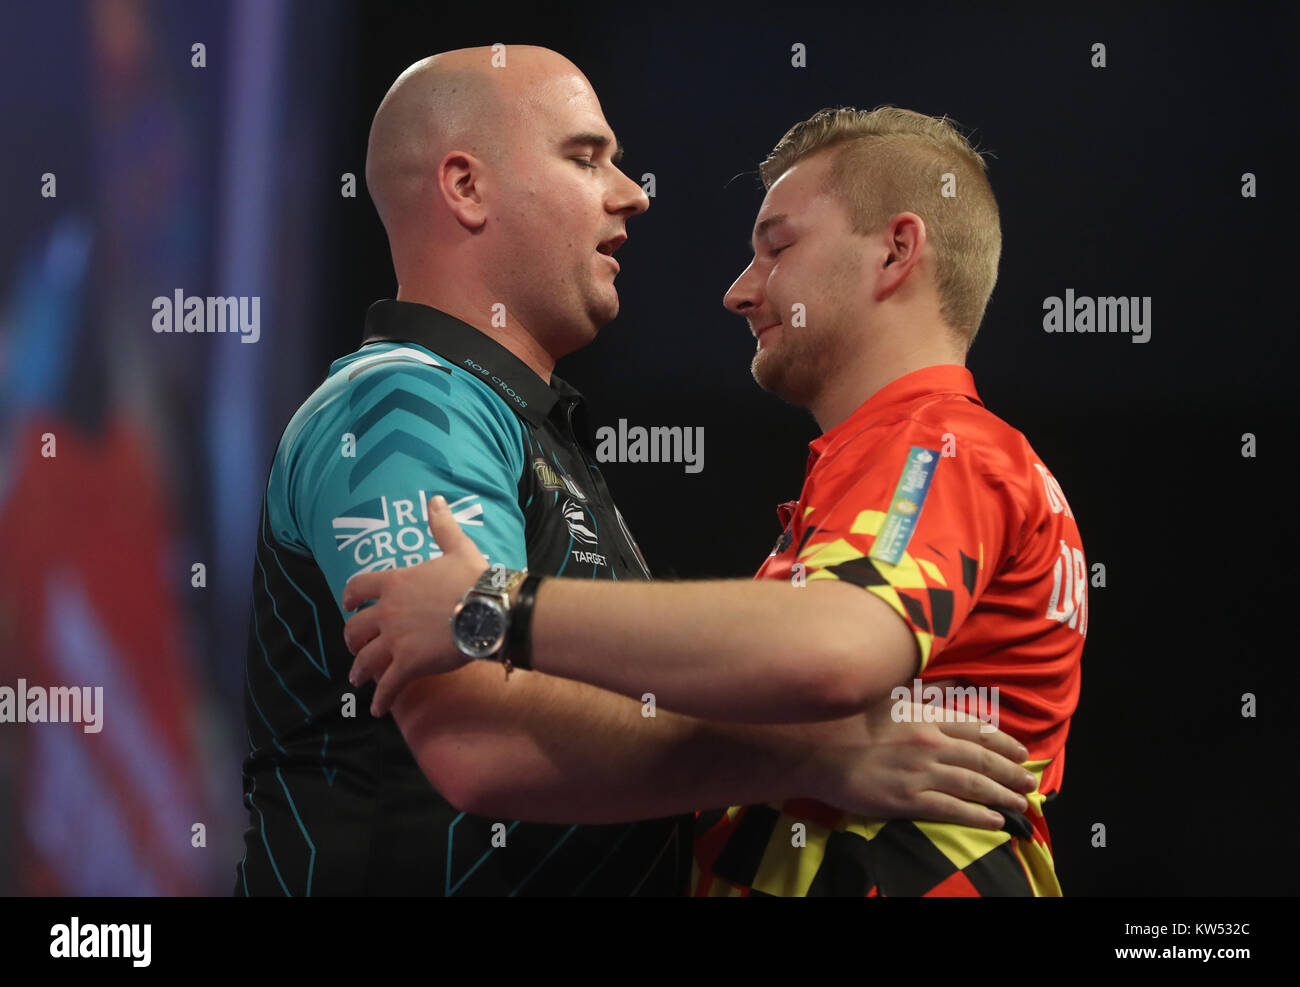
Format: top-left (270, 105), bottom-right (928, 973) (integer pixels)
top-left (560, 498), bottom-right (598, 545)
top-left (869, 447), bottom-right (939, 565)
top-left (533, 457), bottom-right (587, 501)
top-left (333, 490), bottom-right (484, 573)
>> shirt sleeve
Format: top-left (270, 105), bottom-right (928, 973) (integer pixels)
top-left (267, 355), bottom-right (528, 614)
top-left (795, 419), bottom-right (1021, 671)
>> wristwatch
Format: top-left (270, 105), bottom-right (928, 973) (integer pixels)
top-left (450, 565), bottom-right (529, 664)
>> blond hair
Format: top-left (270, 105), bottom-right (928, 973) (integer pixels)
top-left (760, 106), bottom-right (1001, 346)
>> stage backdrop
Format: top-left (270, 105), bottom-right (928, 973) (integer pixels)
top-left (1, 0), bottom-right (1294, 895)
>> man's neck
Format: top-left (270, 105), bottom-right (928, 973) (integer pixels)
top-left (395, 285), bottom-right (557, 384)
top-left (811, 337), bottom-right (965, 433)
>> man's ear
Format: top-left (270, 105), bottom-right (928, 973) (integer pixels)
top-left (438, 150), bottom-right (488, 231)
top-left (876, 212), bottom-right (927, 298)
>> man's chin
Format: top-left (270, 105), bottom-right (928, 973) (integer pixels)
top-left (751, 353), bottom-right (788, 399)
top-left (752, 352), bottom-right (813, 407)
top-left (585, 293), bottom-right (619, 332)
top-left (548, 302), bottom-right (611, 356)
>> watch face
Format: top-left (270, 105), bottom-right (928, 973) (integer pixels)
top-left (452, 598), bottom-right (506, 659)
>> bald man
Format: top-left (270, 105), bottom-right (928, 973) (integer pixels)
top-left (235, 47), bottom-right (1035, 896)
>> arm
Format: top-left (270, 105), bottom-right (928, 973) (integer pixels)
top-left (346, 497), bottom-right (917, 722)
top-left (393, 662), bottom-right (815, 822)
top-left (349, 420), bottom-right (1017, 725)
top-left (529, 577), bottom-right (918, 722)
top-left (391, 659), bottom-right (1034, 827)
top-left (302, 357), bottom-right (1029, 827)
top-left (342, 501), bottom-right (1036, 826)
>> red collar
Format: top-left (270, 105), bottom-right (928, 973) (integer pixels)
top-left (809, 364), bottom-right (982, 465)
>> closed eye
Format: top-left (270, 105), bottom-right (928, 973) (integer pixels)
top-left (574, 158), bottom-right (599, 170)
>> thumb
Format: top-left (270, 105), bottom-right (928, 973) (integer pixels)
top-left (427, 495), bottom-right (475, 555)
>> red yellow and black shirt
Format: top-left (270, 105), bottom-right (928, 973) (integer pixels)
top-left (692, 364), bottom-right (1086, 896)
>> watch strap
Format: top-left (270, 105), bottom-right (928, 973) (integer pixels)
top-left (472, 566), bottom-right (527, 602)
top-left (504, 575), bottom-right (543, 671)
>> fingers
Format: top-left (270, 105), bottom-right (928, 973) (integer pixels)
top-left (346, 634), bottom-right (418, 718)
top-left (370, 654), bottom-right (415, 718)
top-left (927, 758), bottom-right (1029, 817)
top-left (905, 790), bottom-right (1010, 831)
top-left (935, 716), bottom-right (1030, 766)
top-left (936, 725), bottom-right (1037, 796)
top-left (349, 636), bottom-right (393, 691)
top-left (342, 604), bottom-right (382, 656)
top-left (342, 571), bottom-right (389, 612)
top-left (427, 495), bottom-right (475, 554)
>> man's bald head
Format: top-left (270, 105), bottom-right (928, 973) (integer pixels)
top-left (363, 45), bottom-right (649, 363)
top-left (365, 46), bottom-right (583, 239)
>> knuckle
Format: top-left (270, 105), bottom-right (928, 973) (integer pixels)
top-left (950, 771), bottom-right (976, 800)
top-left (915, 726), bottom-right (944, 750)
top-left (981, 749), bottom-right (1003, 778)
top-left (893, 772), bottom-right (921, 802)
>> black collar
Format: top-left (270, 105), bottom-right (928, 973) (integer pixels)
top-left (362, 299), bottom-right (582, 430)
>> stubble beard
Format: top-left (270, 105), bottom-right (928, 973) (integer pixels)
top-left (751, 320), bottom-right (839, 410)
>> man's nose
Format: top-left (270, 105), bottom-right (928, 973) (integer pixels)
top-left (724, 262), bottom-right (761, 315)
top-left (611, 169), bottom-right (650, 216)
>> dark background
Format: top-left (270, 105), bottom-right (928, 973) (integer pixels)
top-left (339, 1), bottom-right (1298, 896)
top-left (1, 0), bottom-right (1294, 895)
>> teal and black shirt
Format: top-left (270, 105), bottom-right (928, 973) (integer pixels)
top-left (236, 299), bottom-right (687, 895)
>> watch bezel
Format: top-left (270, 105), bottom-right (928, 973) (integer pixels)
top-left (451, 596), bottom-right (508, 660)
